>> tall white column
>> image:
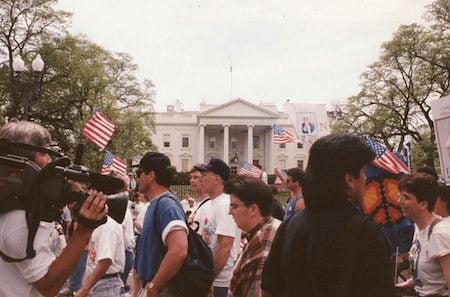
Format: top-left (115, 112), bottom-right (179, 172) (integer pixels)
top-left (247, 125), bottom-right (254, 163)
top-left (199, 124), bottom-right (205, 163)
top-left (223, 124), bottom-right (230, 164)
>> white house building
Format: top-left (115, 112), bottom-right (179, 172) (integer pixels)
top-left (152, 98), bottom-right (321, 174)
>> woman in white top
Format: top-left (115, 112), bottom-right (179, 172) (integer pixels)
top-left (396, 173), bottom-right (450, 297)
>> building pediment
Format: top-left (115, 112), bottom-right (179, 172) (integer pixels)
top-left (198, 98), bottom-right (278, 119)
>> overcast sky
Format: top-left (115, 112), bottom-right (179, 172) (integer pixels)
top-left (56, 0), bottom-right (430, 112)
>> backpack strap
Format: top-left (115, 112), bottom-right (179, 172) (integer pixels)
top-left (196, 198), bottom-right (210, 211)
top-left (0, 187), bottom-right (41, 263)
top-left (335, 215), bottom-right (368, 297)
top-left (191, 198), bottom-right (210, 232)
top-left (152, 193), bottom-right (179, 235)
top-left (428, 218), bottom-right (443, 240)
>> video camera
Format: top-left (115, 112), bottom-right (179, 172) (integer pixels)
top-left (0, 139), bottom-right (128, 222)
top-left (0, 139), bottom-right (129, 261)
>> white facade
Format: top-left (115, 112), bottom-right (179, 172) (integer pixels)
top-left (153, 98), bottom-right (311, 174)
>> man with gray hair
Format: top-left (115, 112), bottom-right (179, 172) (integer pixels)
top-left (0, 120), bottom-right (108, 297)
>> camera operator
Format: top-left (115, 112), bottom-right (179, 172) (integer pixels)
top-left (0, 120), bottom-right (108, 297)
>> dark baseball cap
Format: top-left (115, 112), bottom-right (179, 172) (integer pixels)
top-left (138, 152), bottom-right (171, 172)
top-left (194, 158), bottom-right (230, 181)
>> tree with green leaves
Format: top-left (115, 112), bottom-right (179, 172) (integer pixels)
top-left (332, 0), bottom-right (449, 169)
top-left (0, 0), bottom-right (156, 171)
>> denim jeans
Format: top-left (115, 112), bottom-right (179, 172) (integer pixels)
top-left (214, 286), bottom-right (228, 297)
top-left (120, 250), bottom-right (135, 284)
top-left (89, 276), bottom-right (125, 297)
top-left (137, 283), bottom-right (181, 297)
top-left (69, 249), bottom-right (87, 292)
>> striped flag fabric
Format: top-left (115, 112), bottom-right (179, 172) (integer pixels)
top-left (273, 124), bottom-right (295, 144)
top-left (101, 151), bottom-right (127, 176)
top-left (365, 138), bottom-right (410, 175)
top-left (82, 111), bottom-right (115, 149)
top-left (238, 162), bottom-right (262, 178)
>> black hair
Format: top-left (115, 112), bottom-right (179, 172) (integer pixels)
top-left (415, 166), bottom-right (439, 180)
top-left (398, 173), bottom-right (439, 212)
top-left (224, 175), bottom-right (273, 217)
top-left (303, 134), bottom-right (375, 210)
top-left (438, 182), bottom-right (450, 212)
top-left (286, 167), bottom-right (306, 185)
top-left (153, 166), bottom-right (177, 188)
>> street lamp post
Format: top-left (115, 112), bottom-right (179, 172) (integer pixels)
top-left (12, 54), bottom-right (45, 121)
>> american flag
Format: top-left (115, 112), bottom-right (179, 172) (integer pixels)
top-left (365, 138), bottom-right (410, 174)
top-left (238, 162), bottom-right (262, 178)
top-left (273, 124), bottom-right (295, 144)
top-left (101, 151), bottom-right (127, 176)
top-left (82, 111), bottom-right (115, 149)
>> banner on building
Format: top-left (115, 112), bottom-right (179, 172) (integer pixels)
top-left (431, 95), bottom-right (450, 184)
top-left (283, 102), bottom-right (330, 145)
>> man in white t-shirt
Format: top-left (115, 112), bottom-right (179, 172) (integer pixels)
top-left (188, 166), bottom-right (211, 235)
top-left (194, 158), bottom-right (241, 297)
top-left (0, 120), bottom-right (108, 297)
top-left (76, 216), bottom-right (125, 297)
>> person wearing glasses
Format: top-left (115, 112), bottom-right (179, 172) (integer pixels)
top-left (226, 175), bottom-right (281, 297)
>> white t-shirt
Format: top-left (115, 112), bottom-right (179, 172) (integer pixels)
top-left (135, 201), bottom-right (149, 235)
top-left (50, 222), bottom-right (67, 256)
top-left (85, 216), bottom-right (125, 278)
top-left (204, 193), bottom-right (241, 287)
top-left (261, 171), bottom-right (268, 184)
top-left (122, 208), bottom-right (136, 251)
top-left (0, 210), bottom-right (56, 297)
top-left (190, 198), bottom-right (211, 236)
top-left (410, 219), bottom-right (450, 296)
top-left (180, 199), bottom-right (190, 212)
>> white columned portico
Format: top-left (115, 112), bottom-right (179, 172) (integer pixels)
top-left (198, 124), bottom-right (205, 163)
top-left (247, 124), bottom-right (254, 163)
top-left (223, 124), bottom-right (230, 164)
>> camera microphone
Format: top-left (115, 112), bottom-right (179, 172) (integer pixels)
top-left (106, 191), bottom-right (129, 224)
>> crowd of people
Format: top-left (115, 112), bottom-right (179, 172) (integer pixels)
top-left (0, 119), bottom-right (449, 297)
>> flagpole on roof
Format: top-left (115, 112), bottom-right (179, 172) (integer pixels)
top-left (230, 60), bottom-right (233, 100)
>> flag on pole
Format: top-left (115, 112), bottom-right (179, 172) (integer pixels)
top-left (273, 124), bottom-right (295, 144)
top-left (365, 138), bottom-right (410, 175)
top-left (238, 162), bottom-right (262, 178)
top-left (101, 151), bottom-right (127, 176)
top-left (82, 111), bottom-right (115, 149)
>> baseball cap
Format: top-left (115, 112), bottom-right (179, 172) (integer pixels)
top-left (138, 152), bottom-right (171, 173)
top-left (194, 158), bottom-right (230, 181)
